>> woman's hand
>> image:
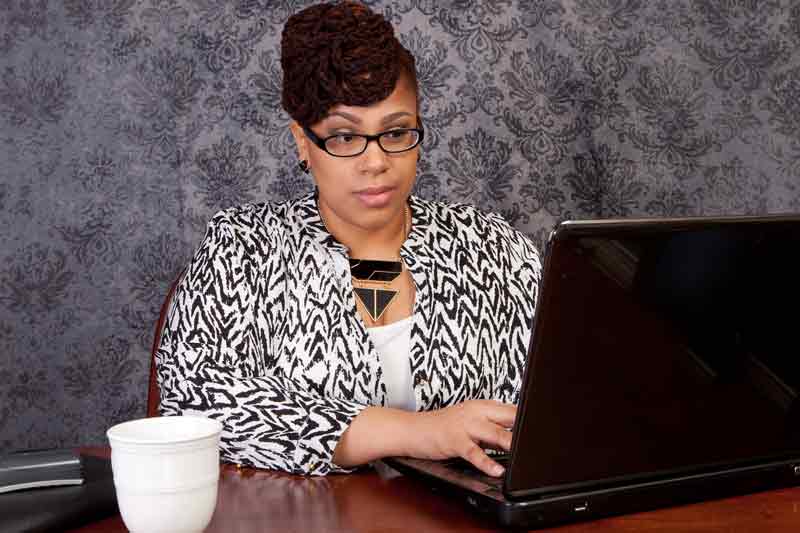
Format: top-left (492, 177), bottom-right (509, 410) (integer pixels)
top-left (404, 400), bottom-right (516, 477)
top-left (333, 401), bottom-right (516, 477)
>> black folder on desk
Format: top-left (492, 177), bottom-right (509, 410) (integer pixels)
top-left (0, 454), bottom-right (118, 533)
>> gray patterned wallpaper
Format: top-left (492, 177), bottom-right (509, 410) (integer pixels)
top-left (1, 1), bottom-right (799, 450)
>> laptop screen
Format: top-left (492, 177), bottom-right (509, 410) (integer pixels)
top-left (507, 217), bottom-right (800, 496)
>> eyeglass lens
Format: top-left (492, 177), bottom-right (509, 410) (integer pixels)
top-left (325, 130), bottom-right (420, 156)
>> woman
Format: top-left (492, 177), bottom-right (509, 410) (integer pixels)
top-left (156, 1), bottom-right (540, 477)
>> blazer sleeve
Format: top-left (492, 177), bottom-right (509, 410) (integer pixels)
top-left (488, 213), bottom-right (542, 405)
top-left (155, 210), bottom-right (368, 476)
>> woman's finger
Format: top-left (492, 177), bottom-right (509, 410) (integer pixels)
top-left (470, 420), bottom-right (513, 452)
top-left (482, 402), bottom-right (517, 429)
top-left (462, 442), bottom-right (505, 477)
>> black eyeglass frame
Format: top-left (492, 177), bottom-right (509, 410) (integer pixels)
top-left (302, 122), bottom-right (425, 158)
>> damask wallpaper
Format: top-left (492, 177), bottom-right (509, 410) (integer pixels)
top-left (1, 1), bottom-right (799, 449)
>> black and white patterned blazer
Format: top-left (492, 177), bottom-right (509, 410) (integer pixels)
top-left (156, 192), bottom-right (541, 475)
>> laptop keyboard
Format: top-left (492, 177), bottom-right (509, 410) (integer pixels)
top-left (441, 454), bottom-right (509, 489)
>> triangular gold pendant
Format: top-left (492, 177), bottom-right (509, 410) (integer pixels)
top-left (354, 287), bottom-right (398, 322)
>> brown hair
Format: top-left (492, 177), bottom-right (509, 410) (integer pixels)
top-left (281, 1), bottom-right (418, 127)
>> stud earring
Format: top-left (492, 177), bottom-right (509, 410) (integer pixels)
top-left (298, 160), bottom-right (310, 174)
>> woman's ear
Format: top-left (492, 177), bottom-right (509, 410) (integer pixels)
top-left (289, 121), bottom-right (308, 161)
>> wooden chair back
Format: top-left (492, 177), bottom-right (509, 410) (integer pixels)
top-left (146, 271), bottom-right (185, 417)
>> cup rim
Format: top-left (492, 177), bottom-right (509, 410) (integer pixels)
top-left (107, 415), bottom-right (223, 446)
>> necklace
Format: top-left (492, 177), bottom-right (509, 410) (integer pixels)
top-left (318, 203), bottom-right (410, 323)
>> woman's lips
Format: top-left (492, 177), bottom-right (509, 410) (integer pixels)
top-left (354, 186), bottom-right (395, 208)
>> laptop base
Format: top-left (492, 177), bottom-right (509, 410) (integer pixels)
top-left (386, 457), bottom-right (800, 529)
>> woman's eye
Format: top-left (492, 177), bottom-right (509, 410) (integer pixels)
top-left (385, 130), bottom-right (413, 141)
top-left (332, 134), bottom-right (356, 144)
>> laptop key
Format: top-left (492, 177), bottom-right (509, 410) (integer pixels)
top-left (443, 454), bottom-right (510, 470)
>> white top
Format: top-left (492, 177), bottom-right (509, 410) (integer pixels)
top-left (366, 316), bottom-right (416, 411)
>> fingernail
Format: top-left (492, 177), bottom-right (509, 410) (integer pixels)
top-left (493, 465), bottom-right (504, 476)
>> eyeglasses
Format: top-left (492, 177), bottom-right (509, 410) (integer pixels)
top-left (302, 124), bottom-right (425, 158)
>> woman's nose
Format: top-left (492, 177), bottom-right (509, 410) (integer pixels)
top-left (358, 138), bottom-right (390, 174)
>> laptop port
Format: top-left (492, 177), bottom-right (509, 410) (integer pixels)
top-left (574, 502), bottom-right (589, 512)
top-left (793, 465), bottom-right (800, 476)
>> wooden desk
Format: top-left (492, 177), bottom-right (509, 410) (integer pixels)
top-left (70, 448), bottom-right (800, 532)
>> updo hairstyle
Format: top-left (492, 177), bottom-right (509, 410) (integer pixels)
top-left (281, 1), bottom-right (418, 127)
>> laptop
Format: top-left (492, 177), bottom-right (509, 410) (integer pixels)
top-left (385, 214), bottom-right (800, 529)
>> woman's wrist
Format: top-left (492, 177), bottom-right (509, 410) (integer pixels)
top-left (333, 406), bottom-right (421, 467)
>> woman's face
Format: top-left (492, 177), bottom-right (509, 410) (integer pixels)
top-left (291, 75), bottom-right (420, 234)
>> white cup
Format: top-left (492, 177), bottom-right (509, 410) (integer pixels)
top-left (107, 415), bottom-right (223, 533)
